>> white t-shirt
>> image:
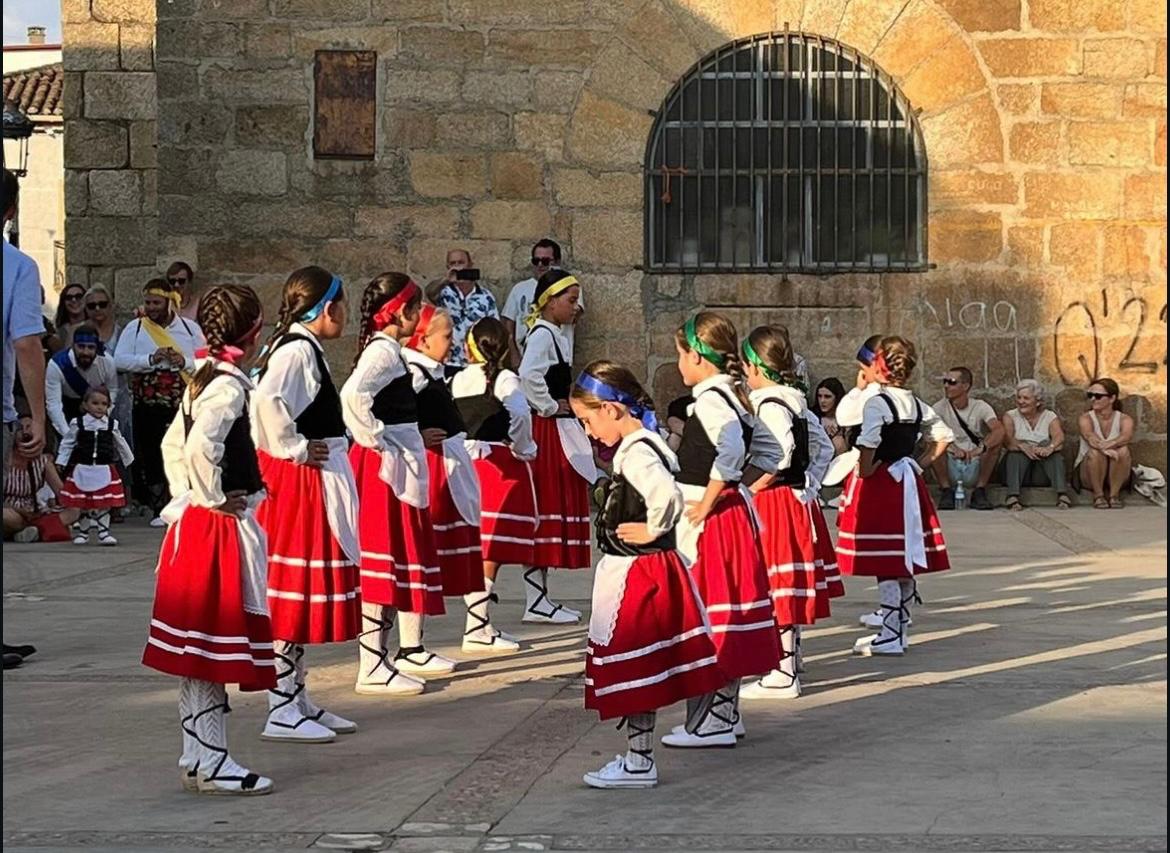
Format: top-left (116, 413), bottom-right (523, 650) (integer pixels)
top-left (931, 396), bottom-right (998, 453)
top-left (501, 277), bottom-right (582, 355)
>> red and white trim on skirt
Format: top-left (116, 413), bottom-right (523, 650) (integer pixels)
top-left (754, 484), bottom-right (822, 625)
top-left (811, 499), bottom-right (846, 598)
top-left (475, 444), bottom-right (537, 567)
top-left (530, 416), bottom-right (591, 569)
top-left (257, 451), bottom-right (362, 644)
top-left (142, 504), bottom-right (276, 690)
top-left (59, 465), bottom-right (126, 509)
top-left (836, 468), bottom-right (950, 578)
top-left (349, 444), bottom-right (445, 615)
top-left (426, 448), bottom-right (485, 597)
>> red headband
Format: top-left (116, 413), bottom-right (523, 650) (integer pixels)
top-left (872, 350), bottom-right (890, 381)
top-left (195, 313), bottom-right (264, 366)
top-left (372, 281), bottom-right (420, 331)
top-left (406, 303), bottom-right (437, 350)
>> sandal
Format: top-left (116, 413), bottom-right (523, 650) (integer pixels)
top-left (1056, 494), bottom-right (1072, 510)
top-left (1093, 496), bottom-right (1109, 510)
top-left (1005, 495), bottom-right (1023, 512)
top-left (1109, 496), bottom-right (1124, 509)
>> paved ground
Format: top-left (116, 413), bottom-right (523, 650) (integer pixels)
top-left (3, 504), bottom-right (1166, 853)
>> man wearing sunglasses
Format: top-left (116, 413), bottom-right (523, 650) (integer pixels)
top-left (930, 367), bottom-right (1003, 510)
top-left (45, 323), bottom-right (118, 439)
top-left (501, 239), bottom-right (584, 366)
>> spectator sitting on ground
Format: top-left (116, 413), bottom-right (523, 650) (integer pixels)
top-left (4, 414), bottom-right (78, 543)
top-left (45, 323), bottom-right (118, 439)
top-left (1076, 377), bottom-right (1135, 510)
top-left (1002, 379), bottom-right (1071, 511)
top-left (931, 366), bottom-right (1004, 510)
top-left (53, 282), bottom-right (88, 351)
top-left (813, 377), bottom-right (850, 457)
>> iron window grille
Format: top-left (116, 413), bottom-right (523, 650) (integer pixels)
top-left (644, 31), bottom-right (930, 275)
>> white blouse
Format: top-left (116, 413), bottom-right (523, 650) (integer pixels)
top-left (1007, 407), bottom-right (1058, 445)
top-left (450, 363), bottom-right (537, 460)
top-left (251, 323), bottom-right (331, 464)
top-left (689, 374), bottom-right (749, 483)
top-left (402, 347), bottom-right (446, 395)
top-left (856, 386), bottom-right (953, 449)
top-left (159, 364), bottom-right (250, 509)
top-left (340, 334), bottom-right (420, 452)
top-left (835, 382), bottom-right (880, 429)
top-left (746, 384), bottom-right (804, 474)
top-left (519, 319), bottom-right (571, 417)
top-left (56, 413), bottom-right (134, 468)
top-left (612, 428), bottom-right (684, 538)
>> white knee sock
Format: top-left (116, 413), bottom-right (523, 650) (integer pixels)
top-left (624, 712), bottom-right (656, 771)
top-left (178, 677), bottom-right (200, 771)
top-left (464, 577), bottom-right (495, 636)
top-left (397, 610), bottom-right (424, 650)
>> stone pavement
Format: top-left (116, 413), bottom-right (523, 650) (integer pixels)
top-left (3, 506), bottom-right (1166, 853)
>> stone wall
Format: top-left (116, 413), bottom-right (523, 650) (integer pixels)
top-left (62, 0), bottom-right (158, 314)
top-left (80, 0), bottom-right (1168, 465)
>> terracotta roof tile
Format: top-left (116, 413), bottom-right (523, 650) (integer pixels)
top-left (3, 63), bottom-right (63, 117)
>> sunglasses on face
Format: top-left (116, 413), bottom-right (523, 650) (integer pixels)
top-left (87, 300), bottom-right (110, 310)
top-left (1085, 391), bottom-right (1111, 400)
top-left (64, 293), bottom-right (85, 301)
top-left (942, 378), bottom-right (961, 386)
top-left (168, 277), bottom-right (188, 286)
top-left (531, 257), bottom-right (555, 267)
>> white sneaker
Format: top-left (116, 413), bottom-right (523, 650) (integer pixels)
top-left (98, 532), bottom-right (118, 546)
top-left (661, 727), bottom-right (736, 749)
top-left (72, 533), bottom-right (88, 545)
top-left (260, 707), bottom-right (336, 743)
top-left (852, 633), bottom-right (905, 656)
top-left (395, 649), bottom-right (457, 676)
top-left (462, 628), bottom-right (521, 656)
top-left (522, 604), bottom-right (580, 624)
top-left (583, 754), bottom-right (658, 789)
top-left (13, 527), bottom-right (39, 543)
top-left (150, 516), bottom-right (167, 528)
top-left (196, 767), bottom-right (274, 796)
top-left (860, 609), bottom-right (911, 628)
top-left (307, 708), bottom-right (357, 734)
top-left (355, 667), bottom-right (425, 696)
top-left (733, 717), bottom-right (746, 739)
top-left (740, 677), bottom-right (801, 700)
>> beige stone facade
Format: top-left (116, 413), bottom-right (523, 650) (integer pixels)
top-left (62, 0), bottom-right (1167, 465)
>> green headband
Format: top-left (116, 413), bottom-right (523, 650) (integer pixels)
top-left (685, 316), bottom-right (725, 367)
top-left (742, 338), bottom-right (782, 382)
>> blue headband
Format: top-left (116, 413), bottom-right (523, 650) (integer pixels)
top-left (299, 275), bottom-right (342, 323)
top-left (574, 373), bottom-right (659, 433)
top-left (857, 344), bottom-right (876, 366)
top-left (73, 331), bottom-right (105, 354)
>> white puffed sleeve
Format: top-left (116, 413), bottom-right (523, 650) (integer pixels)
top-left (620, 437), bottom-right (684, 537)
top-left (160, 407), bottom-right (188, 495)
top-left (340, 337), bottom-right (403, 451)
top-left (55, 420), bottom-right (79, 467)
top-left (519, 323), bottom-right (560, 417)
top-left (495, 370), bottom-right (536, 461)
top-left (252, 339), bottom-right (320, 464)
top-left (856, 394), bottom-right (893, 449)
top-left (804, 411), bottom-right (834, 487)
top-left (836, 383), bottom-right (878, 428)
top-left (182, 377), bottom-right (249, 508)
top-left (751, 397), bottom-right (796, 473)
top-left (111, 424), bottom-right (135, 467)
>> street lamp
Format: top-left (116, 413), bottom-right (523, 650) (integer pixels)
top-left (2, 101), bottom-right (34, 247)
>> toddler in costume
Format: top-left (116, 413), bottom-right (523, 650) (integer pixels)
top-left (56, 386), bottom-right (133, 546)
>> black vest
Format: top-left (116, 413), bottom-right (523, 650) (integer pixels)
top-left (529, 325), bottom-right (573, 417)
top-left (455, 383), bottom-right (510, 442)
top-left (372, 371), bottom-right (419, 426)
top-left (676, 386), bottom-right (754, 487)
top-left (68, 417), bottom-right (117, 467)
top-left (409, 362), bottom-right (467, 436)
top-left (596, 437), bottom-right (678, 557)
top-left (873, 393), bottom-right (923, 463)
top-left (743, 396), bottom-right (810, 488)
top-left (182, 373), bottom-right (265, 497)
top-left (264, 333), bottom-right (345, 440)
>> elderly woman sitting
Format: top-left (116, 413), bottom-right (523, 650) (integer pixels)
top-left (1002, 379), bottom-right (1072, 510)
top-left (1075, 377), bottom-right (1134, 509)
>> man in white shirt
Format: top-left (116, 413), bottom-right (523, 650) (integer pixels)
top-left (931, 366), bottom-right (1003, 510)
top-left (45, 323), bottom-right (118, 437)
top-left (501, 239), bottom-right (583, 366)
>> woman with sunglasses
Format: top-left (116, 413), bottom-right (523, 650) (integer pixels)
top-left (54, 283), bottom-right (89, 351)
top-left (166, 262), bottom-right (201, 323)
top-left (1075, 378), bottom-right (1134, 509)
top-left (1002, 379), bottom-right (1071, 511)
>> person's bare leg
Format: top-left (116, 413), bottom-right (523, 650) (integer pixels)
top-left (483, 560), bottom-right (500, 583)
top-left (931, 454), bottom-right (952, 488)
top-left (3, 507), bottom-right (26, 536)
top-left (1108, 447), bottom-right (1133, 500)
top-left (1083, 449), bottom-right (1108, 500)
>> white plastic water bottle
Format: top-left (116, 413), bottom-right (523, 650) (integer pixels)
top-left (954, 481), bottom-right (966, 510)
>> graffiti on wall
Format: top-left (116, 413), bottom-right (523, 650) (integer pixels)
top-left (1053, 290), bottom-right (1168, 386)
top-left (917, 296), bottom-right (1022, 389)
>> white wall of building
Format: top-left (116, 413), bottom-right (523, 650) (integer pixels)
top-left (4, 128), bottom-right (65, 311)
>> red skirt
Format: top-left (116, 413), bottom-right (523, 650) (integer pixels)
top-left (837, 467), bottom-right (950, 578)
top-left (586, 551), bottom-right (724, 720)
top-left (59, 465), bottom-right (126, 510)
top-left (427, 448), bottom-right (485, 597)
top-left (349, 445), bottom-right (445, 615)
top-left (475, 444), bottom-right (537, 567)
top-left (690, 490), bottom-right (780, 680)
top-left (754, 485), bottom-right (820, 626)
top-left (531, 416), bottom-right (591, 569)
top-left (142, 505), bottom-right (276, 690)
top-left (256, 451), bottom-right (361, 644)
top-left (810, 502), bottom-right (845, 599)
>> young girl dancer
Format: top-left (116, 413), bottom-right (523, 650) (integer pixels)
top-left (56, 386), bottom-right (133, 546)
top-left (837, 336), bottom-right (953, 656)
top-left (342, 274), bottom-right (441, 694)
top-left (142, 284), bottom-right (275, 795)
top-left (401, 304), bottom-right (484, 671)
top-left (252, 266), bottom-right (362, 742)
top-left (662, 312), bottom-right (778, 748)
top-left (451, 317), bottom-right (537, 654)
top-left (518, 269), bottom-right (596, 624)
top-left (571, 360), bottom-right (723, 788)
top-left (736, 325), bottom-right (823, 701)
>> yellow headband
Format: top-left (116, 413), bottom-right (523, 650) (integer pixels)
top-left (466, 331), bottom-right (486, 365)
top-left (524, 275), bottom-right (579, 329)
top-left (146, 288), bottom-right (181, 307)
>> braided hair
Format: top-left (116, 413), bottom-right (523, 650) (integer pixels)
top-left (675, 311), bottom-right (753, 413)
top-left (254, 266), bottom-right (340, 377)
top-left (189, 285), bottom-right (263, 401)
top-left (875, 335), bottom-right (917, 386)
top-left (468, 316), bottom-right (510, 390)
top-left (745, 325), bottom-right (801, 388)
top-left (354, 272), bottom-right (420, 367)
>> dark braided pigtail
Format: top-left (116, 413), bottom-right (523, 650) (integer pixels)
top-left (254, 266), bottom-right (337, 378)
top-left (467, 316), bottom-right (511, 391)
top-left (353, 272), bottom-right (419, 369)
top-left (680, 311), bottom-right (754, 414)
top-left (190, 285), bottom-right (263, 401)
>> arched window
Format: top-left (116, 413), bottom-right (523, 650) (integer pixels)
top-left (645, 32), bottom-right (929, 274)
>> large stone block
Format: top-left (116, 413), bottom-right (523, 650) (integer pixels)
top-left (291, 24), bottom-right (398, 56)
top-left (84, 72), bottom-right (158, 120)
top-left (671, 0), bottom-right (778, 53)
top-left (1123, 83), bottom-right (1168, 118)
top-left (202, 67), bottom-right (308, 104)
top-left (489, 152), bottom-right (544, 200)
top-left (65, 169), bottom-right (90, 216)
top-left (244, 23), bottom-right (293, 59)
top-left (409, 151), bottom-right (486, 197)
top-left (158, 147), bottom-right (216, 195)
top-left (1008, 121), bottom-right (1063, 165)
top-left (900, 36), bottom-right (987, 114)
top-left (63, 72), bottom-right (83, 120)
top-left (1123, 173), bottom-right (1167, 221)
top-left (407, 237), bottom-right (514, 283)
top-left (156, 61), bottom-right (198, 101)
top-left (931, 170), bottom-right (1019, 207)
top-left (62, 0), bottom-right (94, 22)
top-left (568, 90), bottom-right (654, 168)
top-left (801, 0), bottom-right (847, 37)
top-left (514, 112), bottom-right (568, 162)
top-left (63, 22), bottom-right (121, 71)
top-left (1128, 0), bottom-right (1168, 33)
top-left (201, 238), bottom-right (307, 275)
top-left (120, 23), bottom-right (156, 70)
top-left (622, 0), bottom-right (700, 81)
top-left (91, 0), bottom-right (155, 23)
top-left (471, 201), bottom-right (551, 239)
top-left (271, 0), bottom-right (369, 19)
top-left (1027, 0), bottom-right (1125, 32)
top-left (159, 103), bottom-right (232, 146)
top-left (1023, 172), bottom-right (1123, 218)
top-left (553, 168), bottom-right (641, 208)
top-left (1102, 225), bottom-right (1155, 278)
top-left (446, 0), bottom-right (585, 24)
top-left (67, 216), bottom-right (157, 265)
top-left (398, 26), bottom-right (483, 63)
top-left (225, 201), bottom-right (355, 239)
top-left (533, 71), bottom-right (585, 113)
top-left (978, 37), bottom-right (1081, 77)
top-left (313, 240), bottom-right (409, 281)
top-left (384, 68), bottom-right (462, 104)
top-left (836, 0), bottom-right (911, 56)
top-left (935, 0), bottom-right (1020, 32)
top-left (1040, 82), bottom-right (1123, 118)
top-left (572, 209), bottom-right (642, 268)
top-left (129, 121), bottom-right (158, 169)
top-left (1157, 40), bottom-right (1168, 78)
top-left (1083, 39), bottom-right (1150, 79)
top-left (578, 271), bottom-right (645, 333)
top-left (235, 105), bottom-right (310, 149)
top-left (1006, 225), bottom-right (1045, 267)
top-left (462, 71), bottom-right (534, 108)
top-left (65, 121), bottom-right (128, 169)
top-left (1068, 120), bottom-right (1152, 167)
top-left (486, 30), bottom-right (607, 68)
top-left (434, 111), bottom-right (510, 147)
top-left (88, 169), bottom-right (142, 217)
top-left (1157, 119), bottom-right (1167, 167)
top-left (383, 108), bottom-right (437, 149)
top-left (1048, 222), bottom-right (1102, 277)
top-left (928, 209), bottom-right (1003, 263)
top-left (353, 205), bottom-right (460, 241)
top-left (215, 150), bottom-right (288, 196)
top-left (919, 95), bottom-right (1004, 167)
top-left (197, 22), bottom-right (244, 57)
top-left (873, 0), bottom-right (959, 78)
top-left (588, 42), bottom-right (668, 112)
top-left (289, 160), bottom-right (384, 203)
top-left (371, 0), bottom-right (446, 21)
top-left (996, 84), bottom-right (1038, 115)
